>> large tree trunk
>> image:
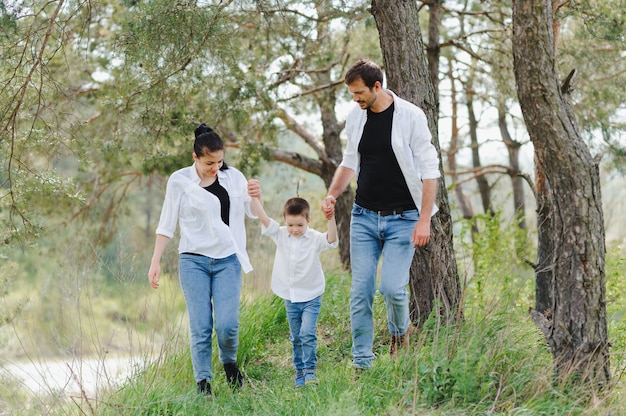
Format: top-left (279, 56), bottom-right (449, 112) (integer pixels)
top-left (371, 0), bottom-right (461, 326)
top-left (512, 0), bottom-right (609, 383)
top-left (426, 0), bottom-right (443, 98)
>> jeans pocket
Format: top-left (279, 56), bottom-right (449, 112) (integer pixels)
top-left (399, 209), bottom-right (420, 221)
top-left (351, 204), bottom-right (365, 216)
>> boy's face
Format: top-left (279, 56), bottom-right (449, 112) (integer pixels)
top-left (284, 214), bottom-right (310, 238)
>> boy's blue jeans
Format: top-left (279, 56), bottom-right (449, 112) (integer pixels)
top-left (349, 204), bottom-right (418, 369)
top-left (179, 253), bottom-right (242, 382)
top-left (284, 295), bottom-right (322, 376)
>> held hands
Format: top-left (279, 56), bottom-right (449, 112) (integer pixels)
top-left (321, 195), bottom-right (336, 220)
top-left (247, 179), bottom-right (262, 198)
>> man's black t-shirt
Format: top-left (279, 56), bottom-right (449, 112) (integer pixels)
top-left (356, 102), bottom-right (416, 211)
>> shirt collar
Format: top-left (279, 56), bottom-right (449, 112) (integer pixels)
top-left (288, 225), bottom-right (311, 239)
top-left (189, 162), bottom-right (225, 184)
top-left (189, 162), bottom-right (201, 184)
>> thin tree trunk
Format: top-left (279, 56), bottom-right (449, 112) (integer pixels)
top-left (467, 77), bottom-right (493, 216)
top-left (497, 103), bottom-right (527, 230)
top-left (446, 61), bottom-right (475, 230)
top-left (371, 0), bottom-right (461, 326)
top-left (512, 0), bottom-right (609, 383)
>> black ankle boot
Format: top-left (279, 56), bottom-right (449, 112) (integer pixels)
top-left (197, 379), bottom-right (212, 397)
top-left (223, 362), bottom-right (243, 388)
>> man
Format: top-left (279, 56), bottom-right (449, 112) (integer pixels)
top-left (322, 58), bottom-right (440, 370)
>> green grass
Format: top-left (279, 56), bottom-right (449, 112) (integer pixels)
top-left (84, 212), bottom-right (626, 415)
top-left (78, 266), bottom-right (625, 416)
top-left (3, 213), bottom-right (626, 415)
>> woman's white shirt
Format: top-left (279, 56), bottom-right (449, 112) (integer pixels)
top-left (156, 163), bottom-right (254, 273)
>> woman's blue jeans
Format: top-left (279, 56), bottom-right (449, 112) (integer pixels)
top-left (179, 253), bottom-right (241, 382)
top-left (284, 295), bottom-right (322, 376)
top-left (349, 204), bottom-right (418, 369)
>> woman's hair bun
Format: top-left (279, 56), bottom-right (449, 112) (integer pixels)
top-left (194, 123), bottom-right (213, 138)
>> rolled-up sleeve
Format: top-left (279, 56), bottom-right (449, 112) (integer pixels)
top-left (318, 232), bottom-right (339, 250)
top-left (242, 181), bottom-right (255, 219)
top-left (261, 218), bottom-right (280, 243)
top-left (412, 110), bottom-right (440, 180)
top-left (155, 176), bottom-right (179, 238)
top-left (339, 106), bottom-right (362, 172)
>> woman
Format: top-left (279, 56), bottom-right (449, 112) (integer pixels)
top-left (148, 124), bottom-right (257, 397)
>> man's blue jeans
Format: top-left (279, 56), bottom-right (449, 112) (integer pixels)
top-left (349, 204), bottom-right (418, 369)
top-left (179, 253), bottom-right (242, 382)
top-left (284, 295), bottom-right (322, 376)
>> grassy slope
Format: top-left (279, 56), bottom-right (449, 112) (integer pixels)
top-left (89, 262), bottom-right (625, 416)
top-left (3, 210), bottom-right (625, 415)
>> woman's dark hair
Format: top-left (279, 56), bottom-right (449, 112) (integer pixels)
top-left (283, 197), bottom-right (310, 219)
top-left (344, 58), bottom-right (384, 89)
top-left (194, 123), bottom-right (228, 170)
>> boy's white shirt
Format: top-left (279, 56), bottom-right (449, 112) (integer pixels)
top-left (155, 163), bottom-right (254, 273)
top-left (262, 218), bottom-right (338, 302)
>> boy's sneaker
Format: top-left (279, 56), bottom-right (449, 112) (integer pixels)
top-left (295, 375), bottom-right (305, 388)
top-left (304, 373), bottom-right (319, 385)
top-left (353, 367), bottom-right (367, 382)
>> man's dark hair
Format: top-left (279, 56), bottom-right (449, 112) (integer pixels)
top-left (344, 58), bottom-right (384, 89)
top-left (283, 197), bottom-right (310, 219)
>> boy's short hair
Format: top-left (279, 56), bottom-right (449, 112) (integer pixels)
top-left (283, 197), bottom-right (310, 219)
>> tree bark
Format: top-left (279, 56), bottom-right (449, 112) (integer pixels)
top-left (426, 0), bottom-right (443, 96)
top-left (512, 0), bottom-right (609, 383)
top-left (371, 0), bottom-right (461, 326)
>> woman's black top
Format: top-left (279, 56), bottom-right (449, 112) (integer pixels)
top-left (204, 178), bottom-right (230, 225)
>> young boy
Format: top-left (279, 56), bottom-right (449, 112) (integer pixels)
top-left (248, 180), bottom-right (338, 387)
